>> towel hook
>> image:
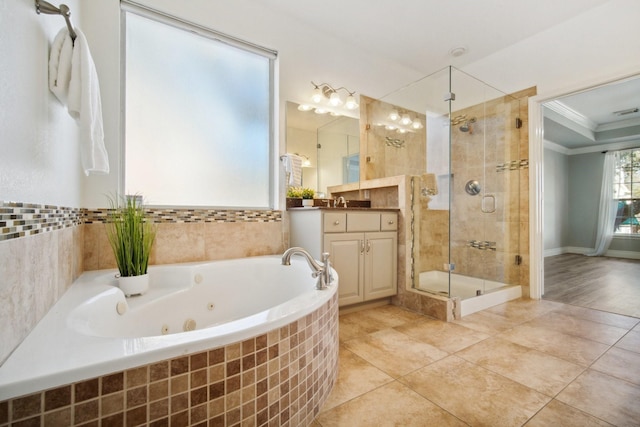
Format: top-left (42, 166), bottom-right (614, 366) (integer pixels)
top-left (35, 0), bottom-right (77, 43)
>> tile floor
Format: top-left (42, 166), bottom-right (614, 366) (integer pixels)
top-left (312, 300), bottom-right (640, 426)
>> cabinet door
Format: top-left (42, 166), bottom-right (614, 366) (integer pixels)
top-left (364, 231), bottom-right (397, 300)
top-left (324, 233), bottom-right (364, 306)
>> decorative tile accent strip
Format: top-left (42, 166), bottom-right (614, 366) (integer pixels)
top-left (0, 202), bottom-right (81, 242)
top-left (495, 158), bottom-right (529, 172)
top-left (0, 202), bottom-right (282, 241)
top-left (467, 240), bottom-right (497, 251)
top-left (83, 208), bottom-right (283, 224)
top-left (0, 293), bottom-right (339, 426)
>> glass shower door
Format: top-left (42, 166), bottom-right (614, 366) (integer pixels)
top-left (447, 68), bottom-right (522, 299)
top-left (374, 65), bottom-right (522, 300)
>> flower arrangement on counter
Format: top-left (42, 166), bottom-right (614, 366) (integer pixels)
top-left (287, 187), bottom-right (315, 199)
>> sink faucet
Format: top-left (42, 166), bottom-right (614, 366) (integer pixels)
top-left (281, 247), bottom-right (332, 290)
top-left (334, 196), bottom-right (347, 208)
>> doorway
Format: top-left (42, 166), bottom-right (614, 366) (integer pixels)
top-left (531, 75), bottom-right (640, 318)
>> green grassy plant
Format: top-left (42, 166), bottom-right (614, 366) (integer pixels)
top-left (106, 195), bottom-right (156, 277)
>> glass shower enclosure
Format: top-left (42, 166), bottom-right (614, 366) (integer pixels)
top-left (379, 66), bottom-right (523, 300)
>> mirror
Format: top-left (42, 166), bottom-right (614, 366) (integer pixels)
top-left (285, 101), bottom-right (360, 197)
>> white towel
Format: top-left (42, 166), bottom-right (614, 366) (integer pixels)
top-left (281, 154), bottom-right (303, 186)
top-left (49, 28), bottom-right (109, 176)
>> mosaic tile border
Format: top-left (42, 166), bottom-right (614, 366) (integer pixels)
top-left (84, 208), bottom-right (282, 224)
top-left (0, 293), bottom-right (339, 427)
top-left (496, 158), bottom-right (529, 172)
top-left (0, 202), bottom-right (81, 242)
top-left (0, 202), bottom-right (282, 242)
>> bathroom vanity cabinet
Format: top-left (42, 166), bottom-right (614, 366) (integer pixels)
top-left (289, 209), bottom-right (398, 306)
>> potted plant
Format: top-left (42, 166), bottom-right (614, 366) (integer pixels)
top-left (286, 186), bottom-right (303, 208)
top-left (301, 187), bottom-right (315, 207)
top-left (287, 186), bottom-right (303, 198)
top-left (105, 194), bottom-right (157, 296)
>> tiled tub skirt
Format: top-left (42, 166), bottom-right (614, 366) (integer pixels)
top-left (0, 293), bottom-right (339, 426)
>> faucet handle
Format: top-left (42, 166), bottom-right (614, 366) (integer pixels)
top-left (321, 252), bottom-right (332, 285)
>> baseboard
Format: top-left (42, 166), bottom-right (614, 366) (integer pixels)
top-left (545, 246), bottom-right (640, 260)
top-left (605, 249), bottom-right (640, 260)
top-left (544, 247), bottom-right (567, 257)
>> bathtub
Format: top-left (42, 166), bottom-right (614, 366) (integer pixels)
top-left (0, 254), bottom-right (339, 424)
top-left (417, 270), bottom-right (521, 317)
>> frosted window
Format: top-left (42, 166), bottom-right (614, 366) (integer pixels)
top-left (124, 12), bottom-right (274, 208)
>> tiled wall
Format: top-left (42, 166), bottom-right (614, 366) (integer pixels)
top-left (82, 208), bottom-right (285, 270)
top-left (0, 202), bottom-right (287, 365)
top-left (415, 89), bottom-right (535, 295)
top-left (0, 202), bottom-right (85, 364)
top-left (360, 95), bottom-right (427, 181)
top-left (0, 293), bottom-right (339, 426)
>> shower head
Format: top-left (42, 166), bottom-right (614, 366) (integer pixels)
top-left (459, 117), bottom-right (476, 133)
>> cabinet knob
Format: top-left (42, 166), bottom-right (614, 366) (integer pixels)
top-left (387, 220), bottom-right (394, 224)
top-left (334, 220), bottom-right (340, 225)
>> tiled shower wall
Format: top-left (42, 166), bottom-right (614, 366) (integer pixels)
top-left (0, 203), bottom-right (286, 364)
top-left (418, 88), bottom-right (535, 295)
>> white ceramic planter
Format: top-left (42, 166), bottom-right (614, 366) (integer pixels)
top-left (302, 199), bottom-right (314, 207)
top-left (118, 273), bottom-right (149, 297)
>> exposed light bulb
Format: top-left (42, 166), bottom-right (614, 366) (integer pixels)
top-left (311, 87), bottom-right (323, 103)
top-left (328, 92), bottom-right (343, 106)
top-left (388, 110), bottom-right (400, 121)
top-left (302, 158), bottom-right (311, 167)
top-left (297, 104), bottom-right (313, 112)
top-left (411, 118), bottom-right (424, 129)
top-left (345, 95), bottom-right (359, 110)
top-left (314, 108), bottom-right (328, 114)
top-left (397, 128), bottom-right (407, 134)
top-left (385, 125), bottom-right (397, 130)
top-left (400, 114), bottom-right (412, 126)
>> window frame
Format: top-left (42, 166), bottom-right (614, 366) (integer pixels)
top-left (120, 1), bottom-right (278, 209)
top-left (613, 147), bottom-right (640, 238)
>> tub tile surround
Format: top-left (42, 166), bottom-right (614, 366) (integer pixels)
top-left (0, 218), bottom-right (84, 366)
top-left (0, 294), bottom-right (339, 426)
top-left (0, 202), bottom-right (286, 365)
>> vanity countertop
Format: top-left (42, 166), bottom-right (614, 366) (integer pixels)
top-left (287, 207), bottom-right (399, 212)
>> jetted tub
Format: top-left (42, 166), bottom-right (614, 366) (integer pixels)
top-left (0, 255), bottom-right (339, 407)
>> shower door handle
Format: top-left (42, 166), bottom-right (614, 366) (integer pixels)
top-left (481, 194), bottom-right (496, 213)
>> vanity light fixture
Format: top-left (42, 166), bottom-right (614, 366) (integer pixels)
top-left (311, 86), bottom-right (324, 103)
top-left (309, 81), bottom-right (359, 108)
top-left (328, 92), bottom-right (343, 106)
top-left (400, 114), bottom-right (413, 126)
top-left (411, 118), bottom-right (424, 129)
top-left (345, 95), bottom-right (358, 110)
top-left (388, 110), bottom-right (400, 121)
top-left (297, 104), bottom-right (313, 112)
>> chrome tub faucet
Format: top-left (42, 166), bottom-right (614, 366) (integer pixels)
top-left (281, 247), bottom-right (332, 290)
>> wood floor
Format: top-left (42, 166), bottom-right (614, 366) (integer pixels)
top-left (544, 253), bottom-right (640, 318)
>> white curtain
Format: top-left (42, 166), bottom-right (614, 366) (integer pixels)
top-left (586, 151), bottom-right (619, 256)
